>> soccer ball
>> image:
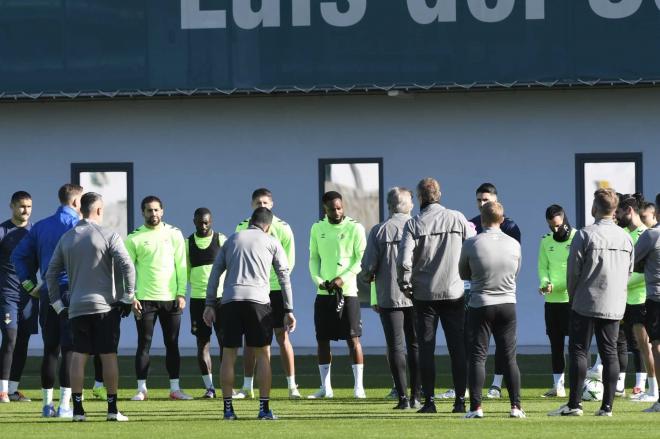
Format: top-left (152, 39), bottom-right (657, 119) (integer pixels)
top-left (582, 378), bottom-right (604, 401)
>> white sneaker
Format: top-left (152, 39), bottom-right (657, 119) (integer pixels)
top-left (615, 388), bottom-right (626, 397)
top-left (72, 414), bottom-right (86, 422)
top-left (486, 386), bottom-right (501, 399)
top-left (233, 388), bottom-right (254, 399)
top-left (57, 406), bottom-right (73, 418)
top-left (288, 386), bottom-right (302, 399)
top-left (307, 388), bottom-right (333, 399)
top-left (595, 409), bottom-right (613, 417)
top-left (586, 365), bottom-right (603, 381)
top-left (548, 404), bottom-right (583, 416)
top-left (643, 402), bottom-right (660, 413)
top-left (169, 390), bottom-right (193, 401)
top-left (354, 388), bottom-right (367, 399)
top-left (435, 389), bottom-right (456, 399)
top-left (542, 387), bottom-right (566, 398)
top-left (631, 392), bottom-right (658, 403)
top-left (107, 412), bottom-right (129, 422)
top-left (131, 391), bottom-right (147, 401)
top-left (464, 408), bottom-right (484, 418)
top-left (510, 407), bottom-right (526, 418)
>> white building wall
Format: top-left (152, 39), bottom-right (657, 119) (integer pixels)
top-left (1, 88), bottom-right (658, 350)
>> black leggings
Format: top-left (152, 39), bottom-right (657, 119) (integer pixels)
top-left (568, 311), bottom-right (619, 411)
top-left (0, 327), bottom-right (30, 381)
top-left (379, 307), bottom-right (420, 400)
top-left (135, 301), bottom-right (182, 380)
top-left (468, 303), bottom-right (521, 411)
top-left (414, 298), bottom-right (466, 404)
top-left (617, 321), bottom-right (643, 374)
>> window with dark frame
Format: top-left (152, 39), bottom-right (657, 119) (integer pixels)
top-left (575, 153), bottom-right (643, 228)
top-left (71, 163), bottom-right (134, 238)
top-left (318, 158), bottom-right (384, 306)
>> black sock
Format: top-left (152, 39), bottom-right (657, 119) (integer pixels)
top-left (107, 394), bottom-right (118, 414)
top-left (259, 397), bottom-right (270, 412)
top-left (425, 396), bottom-right (435, 405)
top-left (72, 393), bottom-right (84, 416)
top-left (223, 397), bottom-right (233, 413)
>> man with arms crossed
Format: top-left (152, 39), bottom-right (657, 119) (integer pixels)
top-left (0, 191), bottom-right (37, 403)
top-left (234, 188), bottom-right (299, 399)
top-left (46, 192), bottom-right (135, 421)
top-left (203, 207), bottom-right (296, 420)
top-left (309, 191), bottom-right (366, 399)
top-left (459, 201), bottom-right (525, 419)
top-left (397, 178), bottom-right (473, 414)
top-left (187, 208), bottom-right (226, 398)
top-left (125, 195), bottom-right (191, 401)
top-left (549, 188), bottom-right (633, 417)
top-left (361, 187), bottom-right (421, 410)
top-left (538, 205), bottom-right (576, 398)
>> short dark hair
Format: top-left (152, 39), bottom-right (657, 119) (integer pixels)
top-left (545, 204), bottom-right (565, 221)
top-left (251, 188), bottom-right (273, 201)
top-left (250, 207), bottom-right (273, 228)
top-left (58, 184), bottom-right (83, 204)
top-left (81, 192), bottom-right (103, 217)
top-left (322, 191), bottom-right (342, 205)
top-left (141, 195), bottom-right (162, 211)
top-left (194, 207), bottom-right (211, 218)
top-left (656, 193), bottom-right (660, 209)
top-left (475, 183), bottom-right (498, 196)
top-left (10, 191), bottom-right (31, 205)
top-left (642, 201), bottom-right (656, 212)
top-left (618, 193), bottom-right (645, 215)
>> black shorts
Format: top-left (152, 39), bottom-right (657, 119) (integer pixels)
top-left (544, 302), bottom-right (570, 337)
top-left (140, 299), bottom-right (183, 316)
top-left (645, 299), bottom-right (660, 341)
top-left (269, 291), bottom-right (286, 329)
top-left (190, 298), bottom-right (221, 338)
top-left (70, 309), bottom-right (121, 354)
top-left (314, 295), bottom-right (362, 341)
top-left (624, 303), bottom-right (646, 326)
top-left (220, 301), bottom-right (272, 348)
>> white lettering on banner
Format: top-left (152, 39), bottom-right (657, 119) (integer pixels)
top-left (406, 0), bottom-right (457, 24)
top-left (526, 0), bottom-right (545, 20)
top-left (467, 0), bottom-right (515, 23)
top-left (588, 0), bottom-right (642, 19)
top-left (181, 0), bottom-right (226, 29)
top-left (233, 0), bottom-right (280, 29)
top-left (320, 0), bottom-right (367, 27)
top-left (292, 0), bottom-right (312, 26)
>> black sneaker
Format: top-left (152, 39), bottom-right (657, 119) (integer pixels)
top-left (393, 397), bottom-right (411, 410)
top-left (417, 402), bottom-right (437, 414)
top-left (452, 402), bottom-right (466, 413)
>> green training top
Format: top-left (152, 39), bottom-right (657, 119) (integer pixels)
top-left (627, 225), bottom-right (647, 305)
top-left (186, 232), bottom-right (226, 299)
top-left (236, 214), bottom-right (295, 291)
top-left (125, 223), bottom-right (187, 301)
top-left (309, 216), bottom-right (366, 297)
top-left (537, 229), bottom-right (576, 303)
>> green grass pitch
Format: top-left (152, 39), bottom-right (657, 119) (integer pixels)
top-left (0, 354), bottom-right (657, 438)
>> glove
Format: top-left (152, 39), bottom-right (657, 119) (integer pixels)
top-left (113, 301), bottom-right (133, 318)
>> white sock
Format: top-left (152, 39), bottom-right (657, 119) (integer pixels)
top-left (42, 388), bottom-right (53, 405)
top-left (286, 375), bottom-right (297, 390)
top-left (352, 364), bottom-right (364, 390)
top-left (319, 364), bottom-right (332, 391)
top-left (243, 376), bottom-right (254, 391)
top-left (636, 372), bottom-right (648, 389)
top-left (170, 379), bottom-right (181, 392)
top-left (137, 380), bottom-right (147, 393)
top-left (8, 381), bottom-right (19, 394)
top-left (59, 387), bottom-right (71, 409)
top-left (202, 374), bottom-right (213, 389)
top-left (0, 380), bottom-right (8, 393)
top-left (617, 373), bottom-right (626, 391)
top-left (491, 374), bottom-right (503, 388)
top-left (94, 380), bottom-right (104, 389)
top-left (553, 373), bottom-right (565, 387)
top-left (649, 377), bottom-right (658, 396)
top-left (592, 355), bottom-right (602, 369)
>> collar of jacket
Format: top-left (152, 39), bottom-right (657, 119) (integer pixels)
top-left (57, 205), bottom-right (80, 219)
top-left (594, 218), bottom-right (615, 225)
top-left (420, 201), bottom-right (440, 210)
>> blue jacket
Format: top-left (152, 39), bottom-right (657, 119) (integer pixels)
top-left (11, 206), bottom-right (79, 297)
top-left (470, 214), bottom-right (521, 243)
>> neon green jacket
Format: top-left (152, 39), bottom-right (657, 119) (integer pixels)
top-left (125, 223), bottom-right (187, 301)
top-left (537, 230), bottom-right (576, 303)
top-left (627, 225), bottom-right (647, 305)
top-left (236, 215), bottom-right (295, 291)
top-left (309, 216), bottom-right (366, 297)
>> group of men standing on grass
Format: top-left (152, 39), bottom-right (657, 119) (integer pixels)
top-left (1, 177), bottom-right (660, 421)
